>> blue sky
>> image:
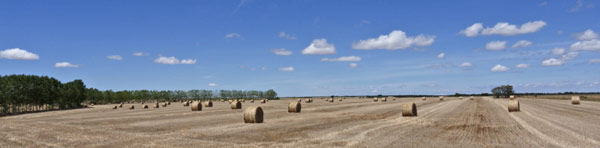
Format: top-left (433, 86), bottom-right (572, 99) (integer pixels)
top-left (1, 0), bottom-right (599, 96)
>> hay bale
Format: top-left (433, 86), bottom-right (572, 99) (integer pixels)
top-left (509, 95), bottom-right (515, 100)
top-left (162, 103), bottom-right (167, 107)
top-left (129, 105), bottom-right (135, 109)
top-left (191, 101), bottom-right (202, 111)
top-left (250, 100), bottom-right (254, 103)
top-left (572, 96), bottom-right (580, 105)
top-left (439, 96), bottom-right (444, 101)
top-left (459, 97), bottom-right (463, 100)
top-left (231, 101), bottom-right (242, 109)
top-left (470, 96), bottom-right (474, 100)
top-left (229, 100), bottom-right (233, 104)
top-left (422, 97), bottom-right (426, 101)
top-left (113, 105), bottom-right (118, 109)
top-left (508, 99), bottom-right (520, 112)
top-left (183, 101), bottom-right (189, 107)
top-left (167, 101), bottom-right (171, 105)
top-left (243, 106), bottom-right (263, 123)
top-left (373, 98), bottom-right (378, 102)
top-left (381, 98), bottom-right (387, 102)
top-left (329, 98), bottom-right (334, 103)
top-left (119, 103), bottom-right (123, 108)
top-left (154, 103), bottom-right (159, 108)
top-left (204, 101), bottom-right (213, 107)
top-left (261, 99), bottom-right (266, 103)
top-left (401, 103), bottom-right (417, 117)
top-left (143, 105), bottom-right (149, 109)
top-left (392, 98), bottom-right (396, 101)
top-left (288, 102), bottom-right (301, 113)
top-left (305, 99), bottom-right (311, 103)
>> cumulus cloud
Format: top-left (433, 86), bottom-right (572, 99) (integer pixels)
top-left (491, 64), bottom-right (509, 72)
top-left (459, 62), bottom-right (472, 67)
top-left (516, 63), bottom-right (529, 68)
top-left (349, 63), bottom-right (358, 68)
top-left (352, 30), bottom-right (435, 50)
top-left (437, 53), bottom-right (445, 59)
top-left (279, 32), bottom-right (296, 40)
top-left (512, 40), bottom-right (533, 48)
top-left (55, 62), bottom-right (79, 68)
top-left (0, 48), bottom-right (39, 60)
top-left (270, 48), bottom-right (292, 56)
top-left (321, 56), bottom-right (361, 62)
top-left (180, 59), bottom-right (197, 64)
top-left (154, 56), bottom-right (180, 64)
top-left (481, 21), bottom-right (547, 36)
top-left (208, 83), bottom-right (217, 87)
top-left (107, 55), bottom-right (123, 61)
top-left (225, 33), bottom-right (241, 38)
top-left (132, 52), bottom-right (148, 56)
top-left (459, 23), bottom-right (483, 37)
top-left (570, 39), bottom-right (600, 51)
top-left (542, 58), bottom-right (564, 66)
top-left (302, 38), bottom-right (336, 55)
top-left (279, 67), bottom-right (295, 72)
top-left (485, 41), bottom-right (507, 50)
top-left (561, 52), bottom-right (579, 60)
top-left (574, 29), bottom-right (598, 40)
top-left (551, 48), bottom-right (566, 55)
top-left (588, 59), bottom-right (600, 63)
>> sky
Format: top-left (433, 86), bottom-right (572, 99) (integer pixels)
top-left (1, 0), bottom-right (599, 97)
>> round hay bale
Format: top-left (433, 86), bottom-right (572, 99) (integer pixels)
top-left (508, 99), bottom-right (520, 112)
top-left (373, 98), bottom-right (379, 102)
top-left (167, 101), bottom-right (171, 105)
top-left (305, 99), bottom-right (311, 103)
top-left (129, 105), bottom-right (135, 109)
top-left (119, 103), bottom-right (124, 108)
top-left (162, 103), bottom-right (167, 107)
top-left (229, 100), bottom-right (233, 104)
top-left (470, 96), bottom-right (474, 100)
top-left (204, 101), bottom-right (213, 107)
top-left (143, 105), bottom-right (149, 109)
top-left (191, 101), bottom-right (202, 111)
top-left (113, 105), bottom-right (118, 109)
top-left (250, 100), bottom-right (255, 103)
top-left (392, 98), bottom-right (396, 101)
top-left (381, 98), bottom-right (387, 102)
top-left (459, 97), bottom-right (463, 100)
top-left (401, 103), bottom-right (417, 117)
top-left (297, 99), bottom-right (302, 103)
top-left (154, 103), bottom-right (159, 108)
top-left (509, 95), bottom-right (515, 100)
top-left (231, 101), bottom-right (242, 109)
top-left (288, 102), bottom-right (301, 113)
top-left (571, 96), bottom-right (580, 105)
top-left (422, 97), bottom-right (426, 101)
top-left (183, 101), bottom-right (189, 107)
top-left (439, 96), bottom-right (444, 101)
top-left (260, 99), bottom-right (266, 103)
top-left (329, 98), bottom-right (334, 103)
top-left (338, 98), bottom-right (342, 101)
top-left (243, 106), bottom-right (263, 123)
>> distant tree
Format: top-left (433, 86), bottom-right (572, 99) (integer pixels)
top-left (491, 85), bottom-right (514, 98)
top-left (265, 89), bottom-right (277, 100)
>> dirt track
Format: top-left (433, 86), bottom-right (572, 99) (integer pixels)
top-left (1, 97), bottom-right (600, 148)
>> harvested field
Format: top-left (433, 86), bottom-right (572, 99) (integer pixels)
top-left (1, 97), bottom-right (600, 147)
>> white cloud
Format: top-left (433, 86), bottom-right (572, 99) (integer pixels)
top-left (0, 48), bottom-right (39, 60)
top-left (491, 64), bottom-right (509, 72)
top-left (180, 59), bottom-right (197, 64)
top-left (106, 55), bottom-right (123, 61)
top-left (132, 52), bottom-right (147, 56)
top-left (570, 39), bottom-right (600, 51)
top-left (55, 62), bottom-right (79, 68)
top-left (279, 32), bottom-right (296, 40)
top-left (349, 63), bottom-right (358, 68)
top-left (459, 62), bottom-right (472, 67)
top-left (485, 41), bottom-right (507, 50)
top-left (561, 52), bottom-right (578, 60)
top-left (271, 48), bottom-right (292, 56)
top-left (588, 59), bottom-right (600, 63)
top-left (321, 56), bottom-right (361, 62)
top-left (512, 40), bottom-right (533, 48)
top-left (437, 53), bottom-right (445, 58)
top-left (261, 66), bottom-right (267, 70)
top-left (570, 0), bottom-right (583, 12)
top-left (459, 23), bottom-right (483, 37)
top-left (225, 33), bottom-right (241, 38)
top-left (540, 1), bottom-right (548, 6)
top-left (154, 56), bottom-right (179, 64)
top-left (481, 21), bottom-right (547, 36)
top-left (542, 58), bottom-right (564, 66)
top-left (302, 38), bottom-right (336, 55)
top-left (352, 30), bottom-right (435, 50)
top-left (551, 48), bottom-right (566, 55)
top-left (208, 83), bottom-right (217, 87)
top-left (516, 63), bottom-right (529, 68)
top-left (574, 29), bottom-right (598, 40)
top-left (279, 66), bottom-right (295, 72)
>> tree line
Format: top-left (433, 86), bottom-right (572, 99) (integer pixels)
top-left (0, 74), bottom-right (277, 115)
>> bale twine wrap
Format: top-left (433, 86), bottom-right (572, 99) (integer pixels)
top-left (422, 97), bottom-right (426, 101)
top-left (113, 105), bottom-right (118, 109)
top-left (143, 105), bottom-right (149, 109)
top-left (162, 103), bottom-right (167, 107)
top-left (288, 102), bottom-right (301, 113)
top-left (129, 105), bottom-right (135, 109)
top-left (401, 102), bottom-right (417, 117)
top-left (183, 101), bottom-right (190, 106)
top-left (231, 101), bottom-right (242, 109)
top-left (261, 99), bottom-right (266, 103)
top-left (204, 101), bottom-right (213, 107)
top-left (243, 106), bottom-right (263, 123)
top-left (374, 98), bottom-right (379, 102)
top-left (191, 101), bottom-right (202, 111)
top-left (154, 103), bottom-right (160, 108)
top-left (439, 96), bottom-right (444, 101)
top-left (508, 99), bottom-right (520, 112)
top-left (572, 96), bottom-right (580, 105)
